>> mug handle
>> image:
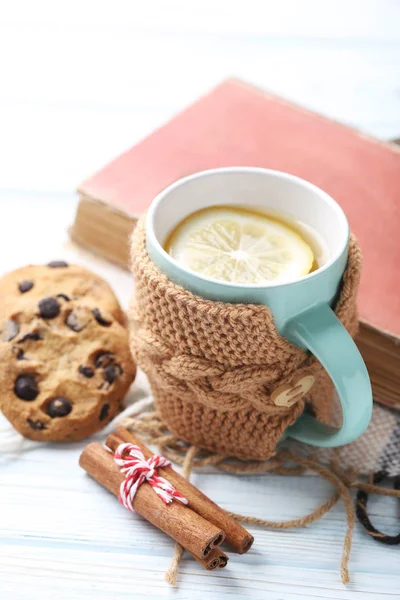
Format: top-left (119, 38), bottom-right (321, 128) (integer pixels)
top-left (283, 304), bottom-right (372, 446)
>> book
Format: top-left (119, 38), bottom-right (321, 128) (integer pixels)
top-left (71, 78), bottom-right (400, 409)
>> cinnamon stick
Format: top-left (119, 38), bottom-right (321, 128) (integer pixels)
top-left (191, 547), bottom-right (229, 570)
top-left (79, 442), bottom-right (224, 559)
top-left (218, 553), bottom-right (229, 568)
top-left (106, 427), bottom-right (254, 553)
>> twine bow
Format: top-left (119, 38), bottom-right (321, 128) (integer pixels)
top-left (114, 442), bottom-right (188, 510)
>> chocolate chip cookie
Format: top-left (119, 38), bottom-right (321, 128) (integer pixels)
top-left (0, 262), bottom-right (124, 324)
top-left (0, 299), bottom-right (136, 441)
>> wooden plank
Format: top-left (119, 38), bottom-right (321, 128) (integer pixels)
top-left (1, 441), bottom-right (400, 597)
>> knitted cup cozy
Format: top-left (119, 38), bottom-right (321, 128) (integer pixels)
top-left (130, 219), bottom-right (361, 460)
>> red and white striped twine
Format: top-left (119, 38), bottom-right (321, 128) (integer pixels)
top-left (114, 442), bottom-right (188, 511)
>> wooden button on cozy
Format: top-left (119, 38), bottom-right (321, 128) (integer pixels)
top-left (270, 373), bottom-right (315, 407)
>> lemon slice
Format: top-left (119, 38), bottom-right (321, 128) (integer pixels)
top-left (165, 206), bottom-right (314, 284)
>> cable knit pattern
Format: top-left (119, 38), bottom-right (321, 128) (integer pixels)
top-left (129, 218), bottom-right (361, 460)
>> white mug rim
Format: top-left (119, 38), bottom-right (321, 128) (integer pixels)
top-left (146, 167), bottom-right (350, 290)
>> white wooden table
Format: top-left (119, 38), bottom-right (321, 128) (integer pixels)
top-left (0, 2), bottom-right (399, 598)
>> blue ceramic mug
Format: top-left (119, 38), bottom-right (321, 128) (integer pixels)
top-left (146, 167), bottom-right (372, 447)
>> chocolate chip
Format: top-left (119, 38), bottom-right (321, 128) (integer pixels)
top-left (92, 308), bottom-right (112, 327)
top-left (79, 365), bottom-right (94, 378)
top-left (47, 261), bottom-right (68, 268)
top-left (94, 352), bottom-right (113, 369)
top-left (56, 293), bottom-right (70, 302)
top-left (65, 309), bottom-right (88, 332)
top-left (47, 397), bottom-right (72, 418)
top-left (1, 320), bottom-right (19, 342)
top-left (18, 280), bottom-right (34, 293)
top-left (104, 365), bottom-right (118, 384)
top-left (99, 403), bottom-right (110, 421)
top-left (38, 297), bottom-right (60, 319)
top-left (14, 375), bottom-right (38, 401)
top-left (18, 332), bottom-right (41, 343)
top-left (27, 418), bottom-right (46, 430)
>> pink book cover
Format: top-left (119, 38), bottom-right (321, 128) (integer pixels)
top-left (78, 78), bottom-right (400, 338)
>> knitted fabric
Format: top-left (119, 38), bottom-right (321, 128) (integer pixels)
top-left (130, 219), bottom-right (361, 460)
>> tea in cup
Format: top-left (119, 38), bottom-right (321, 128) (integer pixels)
top-left (164, 205), bottom-right (329, 284)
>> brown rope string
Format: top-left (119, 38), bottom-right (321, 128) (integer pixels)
top-left (352, 480), bottom-right (400, 497)
top-left (164, 542), bottom-right (184, 586)
top-left (228, 492), bottom-right (340, 529)
top-left (122, 412), bottom-right (400, 586)
top-left (227, 451), bottom-right (354, 584)
top-left (164, 445), bottom-right (198, 585)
